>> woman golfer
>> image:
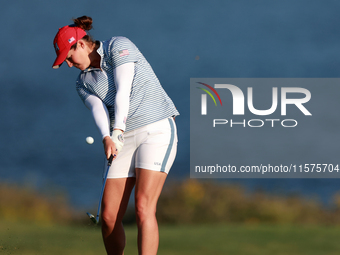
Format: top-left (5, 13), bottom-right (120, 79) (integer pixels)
top-left (52, 16), bottom-right (179, 255)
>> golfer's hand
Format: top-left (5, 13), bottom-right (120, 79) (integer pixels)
top-left (103, 136), bottom-right (118, 160)
top-left (111, 129), bottom-right (124, 153)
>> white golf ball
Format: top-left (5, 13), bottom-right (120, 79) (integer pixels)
top-left (86, 136), bottom-right (94, 144)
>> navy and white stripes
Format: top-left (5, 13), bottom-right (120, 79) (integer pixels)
top-left (76, 36), bottom-right (179, 133)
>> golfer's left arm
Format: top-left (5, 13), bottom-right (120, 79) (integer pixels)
top-left (108, 62), bottom-right (134, 154)
top-left (113, 62), bottom-right (134, 132)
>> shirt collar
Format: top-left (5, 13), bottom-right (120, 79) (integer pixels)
top-left (96, 41), bottom-right (104, 60)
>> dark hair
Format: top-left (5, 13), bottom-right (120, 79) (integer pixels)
top-left (73, 16), bottom-right (93, 31)
top-left (71, 16), bottom-right (96, 49)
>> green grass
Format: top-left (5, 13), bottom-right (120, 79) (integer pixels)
top-left (1, 221), bottom-right (340, 255)
top-left (0, 221), bottom-right (105, 255)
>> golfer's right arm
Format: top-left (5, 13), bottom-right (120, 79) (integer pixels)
top-left (83, 63), bottom-right (133, 159)
top-left (84, 95), bottom-right (117, 160)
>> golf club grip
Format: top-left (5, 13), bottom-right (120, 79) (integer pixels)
top-left (108, 154), bottom-right (114, 166)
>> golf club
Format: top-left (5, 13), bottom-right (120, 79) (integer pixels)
top-left (87, 154), bottom-right (114, 224)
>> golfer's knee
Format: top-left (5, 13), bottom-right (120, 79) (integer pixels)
top-left (101, 208), bottom-right (119, 226)
top-left (135, 198), bottom-right (156, 223)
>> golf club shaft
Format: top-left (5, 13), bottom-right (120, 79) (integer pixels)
top-left (95, 155), bottom-right (114, 222)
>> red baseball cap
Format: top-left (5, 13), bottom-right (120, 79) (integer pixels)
top-left (52, 25), bottom-right (87, 69)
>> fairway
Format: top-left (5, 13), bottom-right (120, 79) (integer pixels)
top-left (1, 221), bottom-right (340, 254)
top-left (157, 224), bottom-right (340, 255)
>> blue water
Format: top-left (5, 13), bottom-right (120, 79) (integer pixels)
top-left (1, 0), bottom-right (340, 209)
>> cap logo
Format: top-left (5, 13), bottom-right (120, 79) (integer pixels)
top-left (68, 37), bottom-right (75, 44)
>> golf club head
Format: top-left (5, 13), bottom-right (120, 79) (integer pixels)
top-left (86, 212), bottom-right (98, 224)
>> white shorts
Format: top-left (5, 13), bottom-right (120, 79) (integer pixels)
top-left (106, 117), bottom-right (178, 178)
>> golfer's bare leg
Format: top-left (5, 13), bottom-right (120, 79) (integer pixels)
top-left (101, 177), bottom-right (135, 255)
top-left (135, 168), bottom-right (167, 255)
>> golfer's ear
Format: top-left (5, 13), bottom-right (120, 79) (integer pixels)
top-left (78, 40), bottom-right (86, 49)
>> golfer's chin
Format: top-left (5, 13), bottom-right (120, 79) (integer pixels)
top-left (80, 64), bottom-right (93, 71)
top-left (75, 65), bottom-right (87, 71)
